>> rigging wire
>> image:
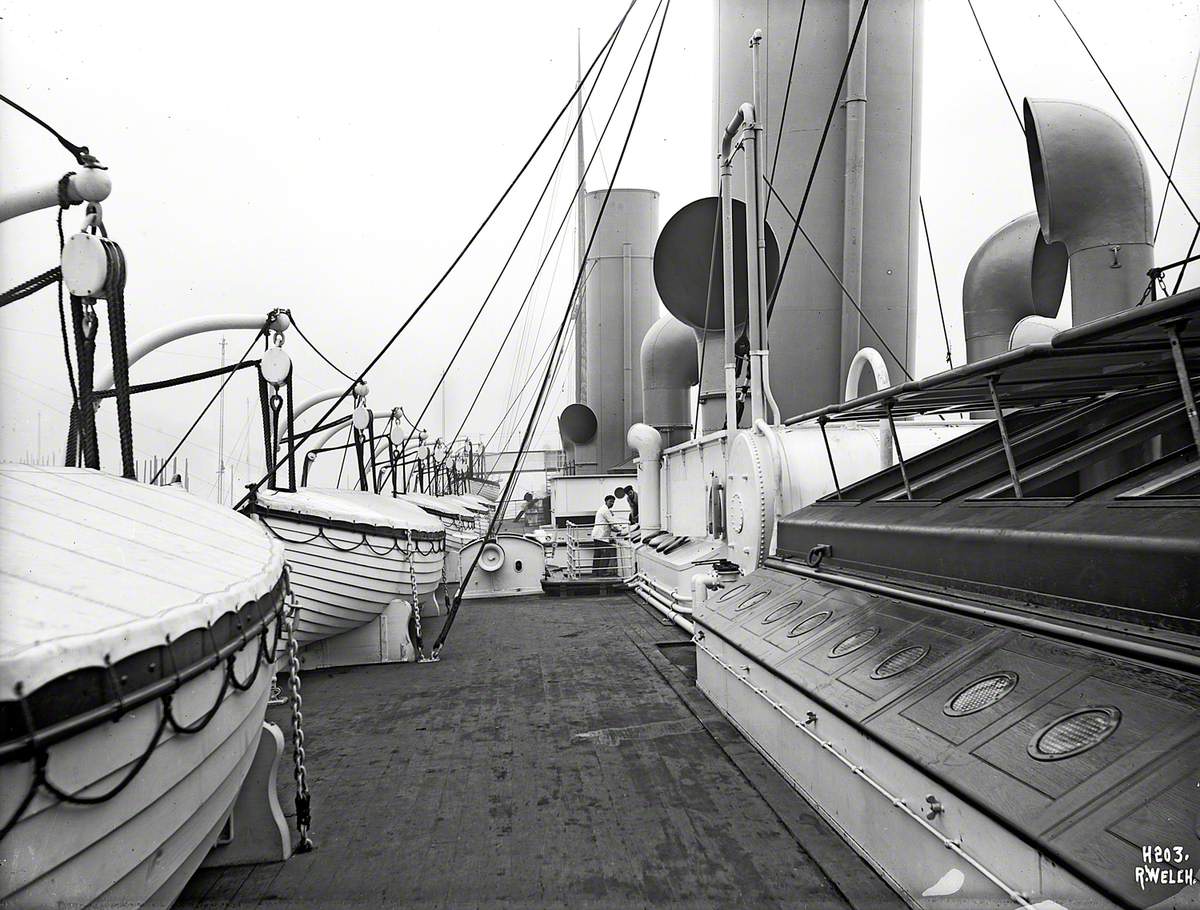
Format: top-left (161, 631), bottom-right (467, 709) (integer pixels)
top-left (435, 0), bottom-right (673, 656)
top-left (764, 177), bottom-right (913, 381)
top-left (393, 14), bottom-right (635, 460)
top-left (435, 3), bottom-right (666, 455)
top-left (1154, 46), bottom-right (1200, 243)
top-left (1050, 0), bottom-right (1198, 226)
top-left (233, 0), bottom-right (637, 510)
top-left (150, 332), bottom-right (263, 485)
top-left (763, 0), bottom-right (809, 221)
top-left (765, 0), bottom-right (871, 321)
top-left (964, 0), bottom-right (1024, 133)
top-left (0, 92), bottom-right (97, 166)
top-left (919, 196), bottom-right (954, 368)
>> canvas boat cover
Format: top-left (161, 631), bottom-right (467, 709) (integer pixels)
top-left (395, 491), bottom-right (474, 520)
top-left (443, 493), bottom-right (491, 515)
top-left (255, 487), bottom-right (443, 534)
top-left (0, 465), bottom-right (285, 695)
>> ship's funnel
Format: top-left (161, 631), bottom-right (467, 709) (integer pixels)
top-left (963, 213), bottom-right (1067, 363)
top-left (641, 315), bottom-right (699, 448)
top-left (653, 196), bottom-right (779, 332)
top-left (1024, 99), bottom-right (1154, 322)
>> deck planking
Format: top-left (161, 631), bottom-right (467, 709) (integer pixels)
top-left (179, 592), bottom-right (883, 908)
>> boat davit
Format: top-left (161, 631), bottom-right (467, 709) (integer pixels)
top-left (246, 486), bottom-right (445, 645)
top-left (0, 464), bottom-right (287, 908)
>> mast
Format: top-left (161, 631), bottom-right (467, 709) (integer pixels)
top-left (574, 30), bottom-right (588, 406)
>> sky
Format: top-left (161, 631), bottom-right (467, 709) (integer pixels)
top-left (2, 0), bottom-right (1198, 503)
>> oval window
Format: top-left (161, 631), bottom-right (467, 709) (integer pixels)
top-left (870, 645), bottom-right (930, 679)
top-left (761, 601), bottom-right (801, 625)
top-left (1028, 706), bottom-right (1121, 761)
top-left (718, 584), bottom-right (749, 603)
top-left (735, 590), bottom-right (771, 612)
top-left (786, 610), bottom-right (832, 638)
top-left (944, 672), bottom-right (1019, 717)
top-left (828, 627), bottom-right (879, 658)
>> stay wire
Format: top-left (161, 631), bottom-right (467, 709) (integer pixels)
top-left (764, 177), bottom-right (913, 381)
top-left (436, 0), bottom-right (673, 657)
top-left (1050, 0), bottom-right (1198, 225)
top-left (440, 1), bottom-right (664, 453)
top-left (151, 331), bottom-right (262, 485)
top-left (394, 8), bottom-right (636, 458)
top-left (766, 0), bottom-right (871, 321)
top-left (964, 0), bottom-right (1024, 134)
top-left (763, 0), bottom-right (809, 221)
top-left (0, 92), bottom-right (96, 166)
top-left (1154, 46), bottom-right (1200, 243)
top-left (919, 196), bottom-right (953, 368)
top-left (232, 0), bottom-right (637, 511)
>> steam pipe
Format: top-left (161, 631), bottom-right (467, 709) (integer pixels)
top-left (1024, 98), bottom-right (1154, 322)
top-left (94, 312), bottom-right (287, 393)
top-left (745, 32), bottom-right (769, 426)
top-left (718, 107), bottom-right (749, 434)
top-left (844, 347), bottom-right (893, 467)
top-left (0, 167), bottom-right (112, 225)
top-left (840, 1), bottom-right (869, 390)
top-left (627, 423), bottom-right (663, 531)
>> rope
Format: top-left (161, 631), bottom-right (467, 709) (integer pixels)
top-left (232, 0), bottom-right (638, 512)
top-left (435, 0), bottom-right (673, 658)
top-left (91, 359), bottom-right (260, 399)
top-left (964, 0), bottom-right (1024, 133)
top-left (70, 296), bottom-right (101, 469)
top-left (765, 0), bottom-right (871, 322)
top-left (104, 240), bottom-right (137, 479)
top-left (0, 92), bottom-right (97, 166)
top-left (764, 177), bottom-right (914, 381)
top-left (258, 371), bottom-right (276, 490)
top-left (1050, 0), bottom-right (1199, 226)
top-left (0, 267), bottom-right (60, 309)
top-left (151, 331), bottom-right (262, 485)
top-left (288, 312), bottom-right (353, 380)
top-left (919, 196), bottom-right (954, 368)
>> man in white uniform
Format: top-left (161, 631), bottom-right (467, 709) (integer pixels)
top-left (591, 494), bottom-right (619, 576)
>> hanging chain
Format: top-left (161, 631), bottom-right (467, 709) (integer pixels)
top-left (407, 539), bottom-right (425, 661)
top-left (284, 595), bottom-right (313, 852)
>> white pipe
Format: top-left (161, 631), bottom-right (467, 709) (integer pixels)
top-left (745, 31), bottom-right (769, 427)
top-left (0, 168), bottom-right (112, 225)
top-left (95, 312), bottom-right (285, 393)
top-left (845, 347), bottom-right (893, 468)
top-left (753, 418), bottom-right (786, 552)
top-left (632, 578), bottom-right (695, 635)
top-left (627, 423), bottom-right (663, 531)
top-left (690, 570), bottom-right (721, 608)
top-left (719, 103), bottom-right (753, 434)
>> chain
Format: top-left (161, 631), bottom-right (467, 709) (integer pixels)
top-left (408, 540), bottom-right (424, 660)
top-left (284, 595), bottom-right (313, 852)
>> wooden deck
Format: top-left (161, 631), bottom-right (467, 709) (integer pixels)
top-left (180, 593), bottom-right (898, 909)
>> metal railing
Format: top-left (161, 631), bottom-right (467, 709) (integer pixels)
top-left (564, 521), bottom-right (634, 580)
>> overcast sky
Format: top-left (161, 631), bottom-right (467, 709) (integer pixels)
top-left (2, 1), bottom-right (1197, 502)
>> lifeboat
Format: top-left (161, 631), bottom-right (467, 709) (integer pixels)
top-left (394, 491), bottom-right (475, 584)
top-left (246, 487), bottom-right (445, 645)
top-left (0, 464), bottom-right (287, 908)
